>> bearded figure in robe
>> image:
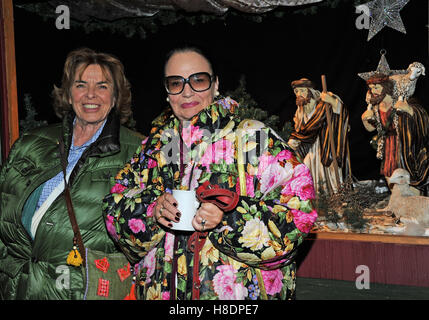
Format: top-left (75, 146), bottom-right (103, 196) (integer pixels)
top-left (287, 78), bottom-right (351, 195)
top-left (361, 74), bottom-right (429, 195)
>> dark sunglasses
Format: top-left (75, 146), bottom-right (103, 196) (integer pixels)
top-left (164, 72), bottom-right (215, 95)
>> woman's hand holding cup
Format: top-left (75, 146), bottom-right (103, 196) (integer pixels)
top-left (155, 190), bottom-right (224, 232)
top-left (192, 202), bottom-right (224, 232)
top-left (154, 193), bottom-right (180, 229)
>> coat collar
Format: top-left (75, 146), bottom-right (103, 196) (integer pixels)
top-left (62, 111), bottom-right (121, 157)
top-left (152, 97), bottom-right (240, 145)
top-left (140, 97), bottom-right (240, 190)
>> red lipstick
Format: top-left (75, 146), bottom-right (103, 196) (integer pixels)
top-left (181, 101), bottom-right (199, 109)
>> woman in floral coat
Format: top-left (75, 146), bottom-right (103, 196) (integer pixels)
top-left (103, 47), bottom-right (318, 300)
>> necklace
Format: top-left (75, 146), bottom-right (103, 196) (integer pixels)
top-left (373, 104), bottom-right (398, 160)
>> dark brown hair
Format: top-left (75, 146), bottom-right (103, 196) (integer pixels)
top-left (366, 74), bottom-right (394, 96)
top-left (52, 47), bottom-right (132, 124)
top-left (164, 46), bottom-right (216, 77)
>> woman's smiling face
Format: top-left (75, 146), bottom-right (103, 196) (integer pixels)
top-left (165, 51), bottom-right (219, 123)
top-left (69, 63), bottom-right (115, 127)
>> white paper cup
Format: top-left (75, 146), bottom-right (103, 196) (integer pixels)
top-left (171, 189), bottom-right (200, 231)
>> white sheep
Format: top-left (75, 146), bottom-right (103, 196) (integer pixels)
top-left (389, 62), bottom-right (426, 102)
top-left (381, 168), bottom-right (429, 235)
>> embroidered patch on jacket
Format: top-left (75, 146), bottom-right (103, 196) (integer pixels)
top-left (97, 278), bottom-right (110, 297)
top-left (94, 257), bottom-right (110, 273)
top-left (117, 263), bottom-right (131, 282)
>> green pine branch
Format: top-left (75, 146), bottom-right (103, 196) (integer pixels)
top-left (225, 75), bottom-right (292, 141)
top-left (19, 94), bottom-right (48, 133)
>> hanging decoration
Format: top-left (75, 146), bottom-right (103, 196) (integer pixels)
top-left (357, 49), bottom-right (406, 80)
top-left (358, 49), bottom-right (425, 102)
top-left (363, 0), bottom-right (409, 41)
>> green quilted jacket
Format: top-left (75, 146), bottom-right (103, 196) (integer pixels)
top-left (0, 112), bottom-right (142, 299)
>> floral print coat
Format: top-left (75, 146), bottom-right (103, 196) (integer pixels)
top-left (103, 97), bottom-right (318, 300)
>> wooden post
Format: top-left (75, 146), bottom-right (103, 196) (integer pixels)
top-left (0, 0), bottom-right (19, 161)
top-left (321, 75), bottom-right (341, 191)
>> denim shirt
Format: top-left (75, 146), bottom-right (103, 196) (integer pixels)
top-left (36, 118), bottom-right (107, 210)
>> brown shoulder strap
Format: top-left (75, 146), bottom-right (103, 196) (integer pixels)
top-left (58, 135), bottom-right (86, 267)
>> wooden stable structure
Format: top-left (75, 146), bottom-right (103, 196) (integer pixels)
top-left (0, 0), bottom-right (19, 162)
top-left (297, 232), bottom-right (429, 287)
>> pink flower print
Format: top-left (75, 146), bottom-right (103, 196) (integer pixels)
top-left (281, 181), bottom-right (293, 197)
top-left (263, 258), bottom-right (290, 269)
top-left (236, 173), bottom-right (255, 198)
top-left (110, 183), bottom-right (126, 194)
top-left (181, 125), bottom-right (204, 148)
top-left (274, 149), bottom-right (293, 162)
top-left (293, 163), bottom-right (311, 178)
top-left (128, 218), bottom-right (146, 234)
top-left (256, 153), bottom-right (275, 180)
top-left (200, 139), bottom-right (235, 168)
top-left (213, 139), bottom-right (234, 164)
top-left (296, 176), bottom-right (315, 201)
top-left (261, 269), bottom-right (284, 296)
top-left (213, 265), bottom-right (248, 300)
top-left (260, 162), bottom-right (294, 197)
top-left (147, 158), bottom-right (157, 169)
top-left (282, 175), bottom-right (315, 201)
top-left (146, 201), bottom-right (156, 217)
top-left (142, 248), bottom-right (157, 284)
top-left (105, 215), bottom-right (118, 240)
top-left (162, 291), bottom-right (170, 300)
top-left (164, 233), bottom-right (175, 262)
top-left (181, 163), bottom-right (202, 190)
top-left (291, 209), bottom-right (318, 233)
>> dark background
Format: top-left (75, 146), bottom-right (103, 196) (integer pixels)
top-left (12, 0), bottom-right (429, 182)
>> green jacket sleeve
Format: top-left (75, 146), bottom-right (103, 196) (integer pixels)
top-left (0, 136), bottom-right (25, 260)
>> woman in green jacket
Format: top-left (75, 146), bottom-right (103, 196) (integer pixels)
top-left (0, 48), bottom-right (142, 299)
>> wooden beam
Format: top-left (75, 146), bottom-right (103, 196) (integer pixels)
top-left (0, 1), bottom-right (9, 163)
top-left (0, 0), bottom-right (19, 160)
top-left (308, 231), bottom-right (429, 246)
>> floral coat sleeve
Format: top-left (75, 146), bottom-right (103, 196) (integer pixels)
top-left (103, 97), bottom-right (317, 300)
